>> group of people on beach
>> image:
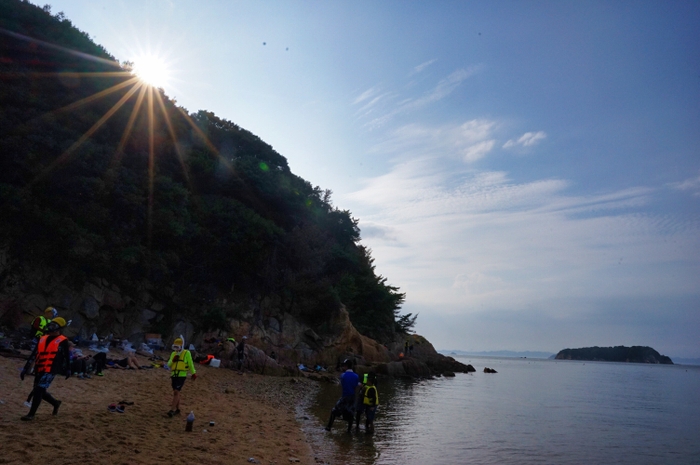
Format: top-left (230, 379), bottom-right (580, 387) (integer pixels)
top-left (20, 306), bottom-right (379, 435)
top-left (19, 306), bottom-right (199, 420)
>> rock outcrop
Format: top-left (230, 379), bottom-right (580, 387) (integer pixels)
top-left (368, 334), bottom-right (475, 378)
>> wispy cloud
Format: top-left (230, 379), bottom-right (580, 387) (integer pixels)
top-left (361, 66), bottom-right (482, 129)
top-left (369, 119), bottom-right (498, 164)
top-left (410, 59), bottom-right (437, 76)
top-left (669, 172), bottom-right (700, 197)
top-left (503, 131), bottom-right (547, 149)
top-left (353, 87), bottom-right (380, 105)
top-left (405, 67), bottom-right (481, 110)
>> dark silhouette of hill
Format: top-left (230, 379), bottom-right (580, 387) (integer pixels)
top-left (0, 0), bottom-right (415, 342)
top-left (555, 346), bottom-right (673, 364)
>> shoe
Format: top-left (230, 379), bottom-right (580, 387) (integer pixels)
top-left (115, 406), bottom-right (125, 413)
top-left (84, 374), bottom-right (91, 379)
top-left (108, 403), bottom-right (118, 412)
top-left (97, 372), bottom-right (104, 377)
top-left (23, 401), bottom-right (31, 408)
top-left (167, 410), bottom-right (175, 417)
top-left (21, 414), bottom-right (34, 421)
top-left (77, 374), bottom-right (84, 379)
top-left (53, 400), bottom-right (62, 416)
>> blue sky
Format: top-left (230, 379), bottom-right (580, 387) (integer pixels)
top-left (40, 1), bottom-right (700, 357)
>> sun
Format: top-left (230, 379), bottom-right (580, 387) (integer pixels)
top-left (131, 54), bottom-right (170, 88)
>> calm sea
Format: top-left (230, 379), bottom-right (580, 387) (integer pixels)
top-left (302, 356), bottom-right (700, 465)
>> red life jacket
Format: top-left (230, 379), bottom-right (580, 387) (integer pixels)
top-left (35, 335), bottom-right (67, 373)
top-left (199, 354), bottom-right (215, 365)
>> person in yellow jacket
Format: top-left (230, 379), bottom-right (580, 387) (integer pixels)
top-left (31, 306), bottom-right (57, 340)
top-left (355, 372), bottom-right (379, 434)
top-left (167, 336), bottom-right (196, 417)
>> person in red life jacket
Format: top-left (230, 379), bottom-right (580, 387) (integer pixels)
top-left (23, 306), bottom-right (60, 406)
top-left (20, 317), bottom-right (71, 421)
top-left (166, 336), bottom-right (196, 417)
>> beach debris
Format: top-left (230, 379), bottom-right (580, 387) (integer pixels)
top-left (248, 458), bottom-right (260, 464)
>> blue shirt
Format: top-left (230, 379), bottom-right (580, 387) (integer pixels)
top-left (340, 370), bottom-right (359, 397)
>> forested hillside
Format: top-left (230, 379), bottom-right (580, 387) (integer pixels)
top-left (0, 0), bottom-right (413, 342)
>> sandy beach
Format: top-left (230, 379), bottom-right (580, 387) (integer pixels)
top-left (0, 350), bottom-right (319, 465)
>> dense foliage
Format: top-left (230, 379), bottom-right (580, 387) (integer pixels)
top-left (0, 0), bottom-right (409, 341)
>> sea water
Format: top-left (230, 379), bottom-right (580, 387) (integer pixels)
top-left (303, 356), bottom-right (700, 464)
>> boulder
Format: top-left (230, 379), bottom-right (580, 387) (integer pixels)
top-left (81, 297), bottom-right (100, 320)
top-left (268, 317), bottom-right (280, 332)
top-left (140, 308), bottom-right (157, 325)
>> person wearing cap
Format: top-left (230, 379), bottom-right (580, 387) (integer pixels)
top-left (355, 372), bottom-right (379, 434)
top-left (167, 337), bottom-right (196, 417)
top-left (20, 317), bottom-right (71, 421)
top-left (325, 359), bottom-right (360, 432)
top-left (31, 306), bottom-right (57, 345)
top-left (23, 306), bottom-right (60, 405)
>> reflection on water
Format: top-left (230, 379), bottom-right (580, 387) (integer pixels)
top-left (300, 357), bottom-right (700, 465)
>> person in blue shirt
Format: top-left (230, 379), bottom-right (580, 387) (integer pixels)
top-left (325, 359), bottom-right (359, 433)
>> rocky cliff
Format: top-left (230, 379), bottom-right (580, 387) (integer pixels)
top-left (0, 253), bottom-right (470, 377)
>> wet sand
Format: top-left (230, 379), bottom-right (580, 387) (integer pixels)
top-left (0, 351), bottom-right (320, 465)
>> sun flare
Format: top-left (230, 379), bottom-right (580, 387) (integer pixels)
top-left (131, 54), bottom-right (170, 88)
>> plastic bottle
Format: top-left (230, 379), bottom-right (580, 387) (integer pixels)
top-left (185, 411), bottom-right (194, 432)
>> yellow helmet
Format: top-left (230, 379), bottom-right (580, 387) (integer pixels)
top-left (45, 306), bottom-right (58, 318)
top-left (51, 317), bottom-right (67, 328)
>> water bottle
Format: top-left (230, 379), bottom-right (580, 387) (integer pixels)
top-left (185, 411), bottom-right (194, 432)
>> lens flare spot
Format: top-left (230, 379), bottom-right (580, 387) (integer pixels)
top-left (259, 162), bottom-right (269, 172)
top-left (132, 54), bottom-right (170, 88)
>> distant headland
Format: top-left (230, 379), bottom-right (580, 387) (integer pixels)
top-left (555, 346), bottom-right (673, 364)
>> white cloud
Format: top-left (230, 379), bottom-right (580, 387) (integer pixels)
top-left (349, 157), bottom-right (700, 319)
top-left (353, 87), bottom-right (379, 105)
top-left (463, 139), bottom-right (495, 162)
top-left (407, 67), bottom-right (480, 109)
top-left (410, 59), bottom-right (437, 75)
top-left (364, 66), bottom-right (482, 128)
top-left (369, 119), bottom-right (498, 164)
top-left (503, 131), bottom-right (547, 149)
top-left (669, 172), bottom-right (700, 197)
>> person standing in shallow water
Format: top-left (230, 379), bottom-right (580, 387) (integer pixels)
top-left (355, 372), bottom-right (379, 434)
top-left (20, 317), bottom-right (70, 421)
top-left (326, 359), bottom-right (360, 433)
top-left (167, 337), bottom-right (196, 417)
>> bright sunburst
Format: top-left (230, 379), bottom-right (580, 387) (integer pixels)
top-left (131, 54), bottom-right (170, 88)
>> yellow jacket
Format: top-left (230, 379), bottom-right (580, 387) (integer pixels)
top-left (168, 349), bottom-right (196, 378)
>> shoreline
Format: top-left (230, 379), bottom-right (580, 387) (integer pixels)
top-left (0, 350), bottom-right (322, 465)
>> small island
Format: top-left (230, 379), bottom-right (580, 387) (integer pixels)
top-left (555, 346), bottom-right (673, 364)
